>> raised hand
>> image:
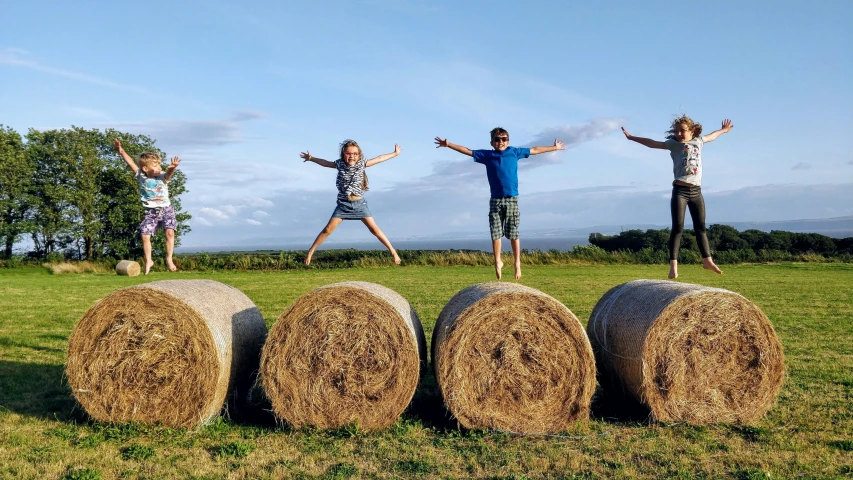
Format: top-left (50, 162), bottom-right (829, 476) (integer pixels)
top-left (434, 137), bottom-right (448, 148)
top-left (394, 144), bottom-right (401, 155)
top-left (300, 150), bottom-right (312, 162)
top-left (721, 119), bottom-right (734, 132)
top-left (621, 126), bottom-right (632, 139)
top-left (170, 156), bottom-right (181, 168)
top-left (113, 138), bottom-right (123, 151)
top-left (554, 139), bottom-right (565, 150)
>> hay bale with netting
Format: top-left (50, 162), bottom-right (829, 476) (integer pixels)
top-left (260, 281), bottom-right (426, 431)
top-left (66, 280), bottom-right (268, 428)
top-left (587, 279), bottom-right (785, 424)
top-left (432, 282), bottom-right (596, 434)
top-left (115, 260), bottom-right (140, 276)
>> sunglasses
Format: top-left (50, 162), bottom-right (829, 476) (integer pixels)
top-left (492, 136), bottom-right (509, 142)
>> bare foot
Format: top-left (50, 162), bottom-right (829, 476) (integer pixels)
top-left (668, 261), bottom-right (678, 279)
top-left (166, 259), bottom-right (178, 272)
top-left (495, 259), bottom-right (503, 280)
top-left (144, 260), bottom-right (154, 275)
top-left (514, 262), bottom-right (522, 281)
top-left (392, 252), bottom-right (401, 265)
top-left (703, 257), bottom-right (723, 275)
top-left (304, 250), bottom-right (314, 266)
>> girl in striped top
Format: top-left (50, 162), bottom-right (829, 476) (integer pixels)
top-left (300, 139), bottom-right (402, 266)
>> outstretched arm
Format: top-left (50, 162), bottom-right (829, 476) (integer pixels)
top-left (366, 144), bottom-right (401, 167)
top-left (164, 156), bottom-right (181, 181)
top-left (621, 127), bottom-right (667, 149)
top-left (434, 137), bottom-right (473, 156)
top-left (530, 139), bottom-right (565, 155)
top-left (113, 139), bottom-right (139, 174)
top-left (702, 119), bottom-right (734, 143)
top-left (300, 150), bottom-right (336, 168)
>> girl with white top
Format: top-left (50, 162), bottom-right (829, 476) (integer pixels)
top-left (621, 115), bottom-right (733, 279)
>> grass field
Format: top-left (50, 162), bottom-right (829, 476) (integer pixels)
top-left (1, 263), bottom-right (851, 479)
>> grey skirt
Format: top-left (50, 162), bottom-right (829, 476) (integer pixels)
top-left (332, 198), bottom-right (372, 219)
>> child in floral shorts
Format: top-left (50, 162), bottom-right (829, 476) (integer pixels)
top-left (114, 139), bottom-right (182, 274)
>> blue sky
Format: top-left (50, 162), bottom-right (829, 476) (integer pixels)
top-left (2, 1), bottom-right (851, 249)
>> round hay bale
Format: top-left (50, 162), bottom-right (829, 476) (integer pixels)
top-left (587, 279), bottom-right (785, 424)
top-left (260, 281), bottom-right (426, 431)
top-left (115, 260), bottom-right (140, 276)
top-left (432, 282), bottom-right (596, 434)
top-left (66, 280), bottom-right (268, 428)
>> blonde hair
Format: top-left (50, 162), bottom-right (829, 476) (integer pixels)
top-left (666, 115), bottom-right (703, 140)
top-left (339, 139), bottom-right (368, 191)
top-left (138, 152), bottom-right (162, 169)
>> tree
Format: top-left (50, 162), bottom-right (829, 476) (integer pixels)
top-left (0, 125), bottom-right (34, 258)
top-left (708, 224), bottom-right (748, 251)
top-left (26, 129), bottom-right (76, 258)
top-left (24, 127), bottom-right (191, 260)
top-left (791, 233), bottom-right (836, 255)
top-left (100, 129), bottom-right (191, 259)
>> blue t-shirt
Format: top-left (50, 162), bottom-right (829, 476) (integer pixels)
top-left (472, 146), bottom-right (531, 197)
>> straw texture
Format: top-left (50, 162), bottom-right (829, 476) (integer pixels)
top-left (115, 260), bottom-right (140, 276)
top-left (260, 281), bottom-right (426, 431)
top-left (587, 279), bottom-right (785, 424)
top-left (432, 282), bottom-right (596, 433)
top-left (66, 280), bottom-right (267, 428)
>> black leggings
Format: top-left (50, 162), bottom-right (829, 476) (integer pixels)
top-left (669, 184), bottom-right (711, 261)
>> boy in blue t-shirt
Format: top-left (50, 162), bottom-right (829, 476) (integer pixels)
top-left (435, 128), bottom-right (565, 280)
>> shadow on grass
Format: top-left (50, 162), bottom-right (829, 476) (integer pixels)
top-left (0, 359), bottom-right (649, 432)
top-left (589, 385), bottom-right (652, 424)
top-left (403, 369), bottom-right (457, 431)
top-left (0, 360), bottom-right (85, 422)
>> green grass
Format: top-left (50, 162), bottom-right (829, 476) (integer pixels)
top-left (1, 263), bottom-right (851, 479)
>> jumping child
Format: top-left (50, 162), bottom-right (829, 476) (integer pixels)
top-left (300, 140), bottom-right (402, 266)
top-left (621, 115), bottom-right (733, 279)
top-left (435, 128), bottom-right (565, 280)
top-left (114, 138), bottom-right (181, 274)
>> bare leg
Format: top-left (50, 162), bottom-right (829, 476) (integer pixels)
top-left (492, 239), bottom-right (503, 280)
top-left (141, 234), bottom-right (154, 274)
top-left (511, 238), bottom-right (522, 280)
top-left (669, 259), bottom-right (678, 279)
top-left (361, 217), bottom-right (400, 265)
top-left (702, 256), bottom-right (723, 275)
top-left (305, 217), bottom-right (343, 265)
top-left (165, 229), bottom-right (177, 271)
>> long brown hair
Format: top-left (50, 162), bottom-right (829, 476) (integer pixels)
top-left (665, 115), bottom-right (703, 140)
top-left (339, 139), bottom-right (369, 191)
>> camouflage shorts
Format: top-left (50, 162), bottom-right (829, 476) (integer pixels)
top-left (488, 196), bottom-right (520, 240)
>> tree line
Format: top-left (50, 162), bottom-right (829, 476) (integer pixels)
top-left (589, 225), bottom-right (853, 257)
top-left (0, 125), bottom-right (190, 260)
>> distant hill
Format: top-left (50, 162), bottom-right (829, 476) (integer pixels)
top-left (176, 216), bottom-right (852, 252)
top-left (522, 216), bottom-right (853, 239)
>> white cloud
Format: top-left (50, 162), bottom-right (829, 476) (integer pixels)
top-left (246, 219), bottom-right (262, 226)
top-left (199, 207), bottom-right (230, 221)
top-left (1, 46), bottom-right (152, 95)
top-left (244, 197), bottom-right (275, 208)
top-left (179, 182), bottom-right (853, 249)
top-left (230, 109), bottom-right (270, 121)
top-left (221, 204), bottom-right (240, 216)
top-left (109, 119), bottom-right (243, 150)
top-left (253, 210), bottom-right (271, 219)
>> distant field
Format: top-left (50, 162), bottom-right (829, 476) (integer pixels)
top-left (1, 263), bottom-right (851, 479)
